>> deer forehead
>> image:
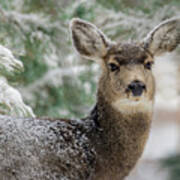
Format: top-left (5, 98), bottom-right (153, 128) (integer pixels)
top-left (105, 43), bottom-right (153, 65)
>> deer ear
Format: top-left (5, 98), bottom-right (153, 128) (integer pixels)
top-left (143, 17), bottom-right (180, 56)
top-left (70, 18), bottom-right (112, 62)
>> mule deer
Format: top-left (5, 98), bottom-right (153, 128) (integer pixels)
top-left (0, 17), bottom-right (179, 180)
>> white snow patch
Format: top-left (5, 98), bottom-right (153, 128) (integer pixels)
top-left (0, 45), bottom-right (23, 75)
top-left (0, 77), bottom-right (35, 117)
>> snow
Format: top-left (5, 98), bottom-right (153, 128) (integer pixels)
top-left (0, 45), bottom-right (35, 117)
top-left (0, 77), bottom-right (35, 117)
top-left (0, 45), bottom-right (23, 75)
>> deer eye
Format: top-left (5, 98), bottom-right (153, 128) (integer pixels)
top-left (144, 62), bottom-right (153, 70)
top-left (108, 63), bottom-right (119, 72)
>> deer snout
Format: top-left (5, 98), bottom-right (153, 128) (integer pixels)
top-left (127, 80), bottom-right (146, 97)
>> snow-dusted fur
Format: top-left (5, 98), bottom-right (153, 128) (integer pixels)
top-left (0, 115), bottom-right (95, 180)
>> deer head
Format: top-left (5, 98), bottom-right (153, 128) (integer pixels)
top-left (70, 17), bottom-right (180, 114)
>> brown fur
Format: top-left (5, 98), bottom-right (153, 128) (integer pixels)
top-left (90, 44), bottom-right (155, 179)
top-left (89, 94), bottom-right (152, 180)
top-left (99, 43), bottom-right (155, 104)
top-left (70, 17), bottom-right (180, 179)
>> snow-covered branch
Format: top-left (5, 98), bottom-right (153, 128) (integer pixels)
top-left (0, 45), bottom-right (35, 117)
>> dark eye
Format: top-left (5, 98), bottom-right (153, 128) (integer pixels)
top-left (108, 63), bottom-right (119, 72)
top-left (144, 62), bottom-right (153, 70)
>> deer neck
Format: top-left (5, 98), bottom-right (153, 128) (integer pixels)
top-left (91, 92), bottom-right (153, 179)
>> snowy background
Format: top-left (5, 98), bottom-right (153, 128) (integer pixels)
top-left (0, 0), bottom-right (179, 179)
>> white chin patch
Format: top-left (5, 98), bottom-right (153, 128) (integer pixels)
top-left (112, 98), bottom-right (153, 114)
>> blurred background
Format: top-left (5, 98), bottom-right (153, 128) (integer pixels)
top-left (0, 0), bottom-right (179, 179)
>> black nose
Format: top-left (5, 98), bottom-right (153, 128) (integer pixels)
top-left (127, 80), bottom-right (146, 96)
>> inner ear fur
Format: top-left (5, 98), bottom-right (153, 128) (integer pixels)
top-left (143, 17), bottom-right (180, 56)
top-left (70, 18), bottom-right (113, 62)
